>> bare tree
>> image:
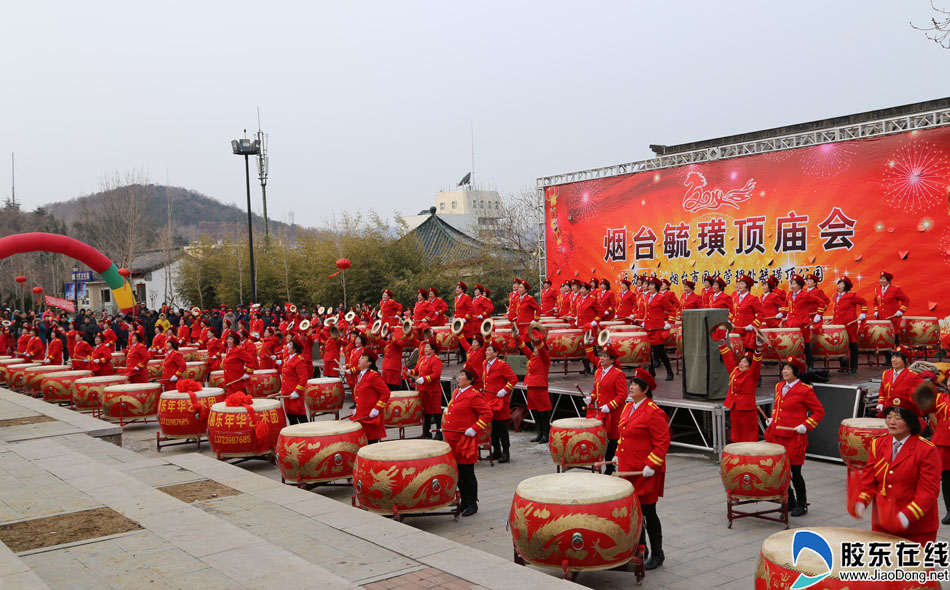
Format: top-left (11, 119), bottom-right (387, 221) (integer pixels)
top-left (912, 2), bottom-right (950, 48)
top-left (75, 169), bottom-right (150, 268)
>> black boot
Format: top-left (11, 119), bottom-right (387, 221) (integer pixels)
top-left (538, 416), bottom-right (549, 444)
top-left (791, 490), bottom-right (808, 517)
top-left (787, 487), bottom-right (797, 514)
top-left (461, 503), bottom-right (478, 517)
top-left (664, 369), bottom-right (674, 382)
top-left (499, 447), bottom-right (510, 463)
top-left (491, 447), bottom-right (501, 460)
top-left (849, 343), bottom-right (859, 374)
top-left (421, 414), bottom-right (433, 439)
top-left (433, 414), bottom-right (444, 441)
top-left (644, 550), bottom-right (665, 571)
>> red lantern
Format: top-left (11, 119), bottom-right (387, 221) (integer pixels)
top-left (118, 268), bottom-right (131, 278)
top-left (336, 258), bottom-right (351, 271)
top-left (14, 275), bottom-right (26, 284)
top-left (32, 286), bottom-right (43, 295)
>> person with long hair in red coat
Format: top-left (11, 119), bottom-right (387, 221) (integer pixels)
top-left (124, 332), bottom-right (151, 384)
top-left (718, 339), bottom-right (763, 443)
top-left (380, 289), bottom-right (403, 329)
top-left (91, 333), bottom-right (114, 376)
top-left (72, 332), bottom-right (93, 371)
top-left (618, 367), bottom-right (670, 570)
top-left (409, 340), bottom-right (444, 439)
top-left (759, 276), bottom-right (785, 328)
top-left (159, 339), bottom-right (186, 391)
top-left (582, 343), bottom-right (627, 475)
top-left (519, 326), bottom-right (552, 443)
top-left (222, 333), bottom-right (255, 394)
top-left (44, 326), bottom-right (64, 365)
top-left (831, 276), bottom-right (867, 373)
top-left (274, 339), bottom-right (311, 425)
top-left (642, 278), bottom-right (677, 382)
top-left (481, 340), bottom-right (518, 463)
top-left (616, 279), bottom-right (637, 322)
top-left (443, 367), bottom-right (492, 517)
top-left (350, 350), bottom-right (390, 443)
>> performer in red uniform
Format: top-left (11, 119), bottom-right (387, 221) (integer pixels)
top-left (176, 321), bottom-right (191, 345)
top-left (506, 279), bottom-right (520, 323)
top-left (519, 325), bottom-right (552, 443)
top-left (25, 327), bottom-right (45, 362)
top-left (718, 340), bottom-right (763, 443)
top-left (343, 333), bottom-right (369, 395)
top-left (275, 339), bottom-right (311, 424)
top-left (700, 277), bottom-right (714, 308)
top-left (413, 289), bottom-right (434, 328)
top-left (456, 334), bottom-right (486, 391)
top-left (567, 280), bottom-right (581, 322)
top-left (410, 340), bottom-right (444, 439)
top-left (65, 321), bottom-right (79, 361)
top-left (929, 385), bottom-right (950, 524)
top-left (72, 333), bottom-right (93, 371)
top-left (759, 276), bottom-right (785, 328)
top-left (583, 344), bottom-right (627, 475)
top-left (573, 282), bottom-right (603, 374)
top-left (875, 346), bottom-right (923, 414)
top-left (782, 275), bottom-right (824, 371)
top-left (706, 276), bottom-right (732, 313)
top-left (540, 279), bottom-right (557, 315)
top-left (472, 285), bottom-right (494, 323)
top-left (874, 271), bottom-right (910, 349)
top-left (222, 333), bottom-right (256, 394)
top-left (617, 367), bottom-right (670, 571)
top-left (514, 279), bottom-right (541, 343)
top-left (100, 322), bottom-right (117, 350)
top-left (831, 276), bottom-right (867, 373)
top-left (350, 350), bottom-right (390, 443)
top-left (205, 329), bottom-right (224, 372)
top-left (642, 278), bottom-right (677, 381)
top-left (597, 279), bottom-right (617, 321)
top-left (765, 355), bottom-right (825, 516)
top-left (91, 334), bottom-right (114, 376)
top-left (16, 327), bottom-right (30, 355)
top-left (427, 287), bottom-right (448, 326)
top-left (555, 282), bottom-right (571, 319)
top-left (44, 326), bottom-right (64, 365)
top-left (442, 368), bottom-right (492, 517)
top-left (380, 327), bottom-right (409, 390)
top-left (159, 339), bottom-right (186, 391)
top-left (454, 281), bottom-right (476, 344)
top-left (731, 274), bottom-right (763, 352)
top-left (379, 289), bottom-right (403, 328)
top-left (678, 280), bottom-right (702, 320)
top-left (482, 341), bottom-right (518, 463)
top-left (616, 279), bottom-right (636, 322)
top-left (318, 324), bottom-right (343, 378)
top-left (124, 332), bottom-right (151, 384)
top-left (855, 388), bottom-right (941, 545)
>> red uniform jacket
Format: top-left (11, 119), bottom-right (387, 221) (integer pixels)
top-left (380, 299), bottom-right (403, 327)
top-left (160, 350), bottom-right (186, 381)
top-left (731, 292), bottom-right (763, 350)
top-left (720, 344), bottom-right (762, 411)
top-left (412, 352), bottom-right (443, 414)
top-left (344, 345), bottom-right (364, 391)
top-left (878, 368), bottom-right (923, 410)
top-left (678, 292), bottom-right (702, 320)
top-left (381, 336), bottom-right (408, 385)
top-left (598, 290), bottom-right (617, 320)
top-left (319, 330), bottom-right (342, 377)
top-left (66, 330), bottom-right (79, 357)
top-left (280, 354), bottom-right (311, 415)
top-left (176, 324), bottom-right (191, 344)
top-left (782, 289), bottom-right (823, 341)
top-left (91, 344), bottom-right (114, 376)
top-left (520, 340), bottom-right (551, 388)
top-left (706, 290), bottom-right (733, 312)
top-left (206, 337), bottom-right (224, 372)
top-left (617, 399), bottom-right (670, 504)
top-left (241, 339), bottom-right (260, 370)
top-left (586, 364), bottom-right (627, 440)
top-left (351, 369), bottom-right (391, 440)
top-left (457, 337), bottom-right (486, 390)
top-left (428, 297), bottom-right (448, 326)
top-left (222, 346), bottom-right (256, 393)
top-left (482, 358), bottom-right (518, 421)
top-left (124, 343), bottom-right (151, 383)
top-left (858, 435), bottom-right (941, 545)
top-left (72, 340), bottom-right (94, 371)
top-left (515, 294), bottom-right (541, 333)
top-left (454, 293), bottom-right (476, 338)
top-left (930, 393), bottom-right (950, 470)
top-left (25, 336), bottom-right (45, 362)
top-left (832, 291), bottom-right (868, 341)
top-left (765, 380), bottom-right (825, 464)
top-left (249, 318), bottom-right (264, 338)
top-left (259, 336), bottom-right (279, 370)
top-left (540, 287), bottom-right (557, 315)
top-left (45, 338), bottom-right (63, 365)
top-left (472, 295), bottom-right (494, 321)
top-left (574, 294), bottom-right (604, 329)
top-left (874, 284), bottom-right (910, 333)
top-left (413, 300), bottom-right (434, 325)
top-left (760, 291), bottom-right (786, 328)
top-left (804, 287), bottom-right (830, 317)
top-left (442, 386), bottom-right (492, 464)
top-left (642, 292), bottom-right (677, 346)
top-left (701, 287), bottom-right (712, 307)
top-left (556, 292), bottom-right (571, 318)
top-left (16, 334), bottom-right (29, 354)
top-left (507, 291), bottom-right (519, 322)
top-left (617, 290), bottom-right (636, 320)
top-left (101, 328), bottom-right (117, 350)
top-left (150, 332), bottom-right (167, 357)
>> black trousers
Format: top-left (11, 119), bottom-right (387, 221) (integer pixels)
top-left (286, 413), bottom-right (309, 425)
top-left (638, 502), bottom-right (663, 556)
top-left (804, 343), bottom-right (814, 370)
top-left (788, 464), bottom-right (806, 506)
top-left (604, 439), bottom-right (618, 475)
top-left (650, 345), bottom-right (672, 375)
top-left (458, 463), bottom-right (477, 508)
top-left (942, 471), bottom-right (950, 512)
top-left (491, 419), bottom-right (510, 451)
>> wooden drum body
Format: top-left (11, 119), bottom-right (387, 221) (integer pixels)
top-left (276, 420), bottom-right (367, 484)
top-left (23, 365), bottom-right (70, 393)
top-left (903, 316), bottom-right (939, 348)
top-left (207, 399), bottom-right (285, 458)
top-left (353, 439), bottom-right (458, 514)
top-left (72, 375), bottom-right (130, 410)
top-left (492, 330), bottom-right (518, 354)
top-left (812, 324), bottom-right (849, 358)
top-left (179, 346), bottom-right (199, 362)
top-left (548, 418), bottom-right (607, 469)
top-left (547, 329), bottom-right (584, 359)
top-left (432, 326), bottom-right (459, 351)
top-left (720, 442), bottom-right (790, 501)
top-left (248, 369), bottom-right (280, 397)
top-left (101, 383), bottom-right (162, 421)
top-left (838, 418), bottom-right (887, 471)
top-left (110, 352), bottom-right (126, 369)
top-left (384, 391), bottom-right (423, 427)
top-left (859, 320), bottom-right (895, 352)
top-left (181, 361), bottom-right (208, 383)
top-left (304, 377), bottom-right (345, 414)
top-left (760, 328), bottom-right (804, 362)
top-left (157, 387), bottom-right (226, 438)
top-left (0, 358), bottom-right (26, 384)
top-left (509, 473), bottom-right (641, 572)
top-left (611, 332), bottom-right (650, 365)
top-left (41, 370), bottom-right (93, 403)
top-left (756, 527), bottom-right (941, 589)
top-left (208, 370), bottom-right (225, 389)
top-left (146, 359), bottom-right (164, 381)
top-left (7, 363), bottom-right (40, 390)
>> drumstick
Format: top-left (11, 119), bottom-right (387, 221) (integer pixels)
top-left (775, 425), bottom-right (799, 431)
top-left (224, 376), bottom-right (249, 387)
top-left (438, 428), bottom-right (467, 434)
top-left (575, 384), bottom-right (586, 397)
top-left (592, 459), bottom-right (617, 467)
top-left (757, 407), bottom-right (770, 421)
top-left (844, 319), bottom-right (860, 327)
top-left (612, 471), bottom-right (644, 478)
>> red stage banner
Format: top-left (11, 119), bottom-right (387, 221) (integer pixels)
top-left (545, 126), bottom-right (950, 338)
top-left (44, 295), bottom-right (75, 313)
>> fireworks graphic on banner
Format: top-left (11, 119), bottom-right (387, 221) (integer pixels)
top-left (882, 141), bottom-right (950, 213)
top-left (800, 142), bottom-right (856, 178)
top-left (562, 181), bottom-right (603, 223)
top-left (939, 228), bottom-right (950, 267)
top-left (764, 148), bottom-right (795, 162)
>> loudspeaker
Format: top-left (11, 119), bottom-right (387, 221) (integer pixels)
top-left (682, 308), bottom-right (730, 400)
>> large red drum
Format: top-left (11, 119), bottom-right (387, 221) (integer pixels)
top-left (146, 359), bottom-right (163, 381)
top-left (72, 375), bottom-right (130, 411)
top-left (101, 383), bottom-right (162, 422)
top-left (510, 473), bottom-right (641, 572)
top-left (838, 418), bottom-right (888, 471)
top-left (720, 442), bottom-right (790, 501)
top-left (353, 439), bottom-right (458, 514)
top-left (181, 361), bottom-right (208, 383)
top-left (248, 369), bottom-right (280, 397)
top-left (208, 370), bottom-right (225, 389)
top-left (812, 324), bottom-right (849, 358)
top-left (755, 527), bottom-right (941, 589)
top-left (491, 329), bottom-right (519, 354)
top-left (903, 316), bottom-right (940, 348)
top-left (760, 328), bottom-right (804, 362)
top-left (157, 387), bottom-right (226, 438)
top-left (858, 320), bottom-right (896, 352)
top-left (207, 399), bottom-right (285, 458)
top-left (384, 391), bottom-right (423, 427)
top-left (665, 322), bottom-right (681, 349)
top-left (179, 346), bottom-right (199, 362)
top-left (194, 348), bottom-right (209, 362)
top-left (609, 332), bottom-right (650, 365)
top-left (7, 363), bottom-right (40, 390)
top-left (41, 370), bottom-right (93, 403)
top-left (431, 326), bottom-right (459, 351)
top-left (548, 418), bottom-right (607, 469)
top-left (276, 420), bottom-right (368, 484)
top-left (728, 332), bottom-right (743, 357)
top-left (110, 352), bottom-right (126, 369)
top-left (547, 329), bottom-right (585, 358)
top-left (304, 377), bottom-right (345, 414)
top-left (22, 365), bottom-right (70, 393)
top-left (0, 358), bottom-right (26, 384)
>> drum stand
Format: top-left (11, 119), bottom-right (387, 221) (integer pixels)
top-left (156, 432), bottom-right (204, 452)
top-left (477, 441), bottom-right (494, 466)
top-left (282, 475), bottom-right (352, 490)
top-left (351, 491), bottom-right (461, 522)
top-left (725, 491), bottom-right (789, 529)
top-left (216, 452), bottom-right (277, 466)
top-left (512, 544), bottom-right (646, 585)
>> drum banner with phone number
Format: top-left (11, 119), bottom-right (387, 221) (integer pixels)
top-left (545, 125), bottom-right (950, 341)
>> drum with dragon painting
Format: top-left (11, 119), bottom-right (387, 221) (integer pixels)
top-left (352, 439), bottom-right (458, 514)
top-left (548, 418), bottom-right (607, 469)
top-left (720, 442), bottom-right (790, 501)
top-left (276, 420), bottom-right (367, 485)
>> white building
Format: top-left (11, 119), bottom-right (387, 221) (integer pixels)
top-left (403, 188), bottom-right (504, 237)
top-left (86, 250), bottom-right (186, 313)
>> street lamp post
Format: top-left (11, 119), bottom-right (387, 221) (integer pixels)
top-left (231, 136), bottom-right (261, 304)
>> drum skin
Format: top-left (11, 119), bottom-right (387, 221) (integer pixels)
top-left (208, 370), bottom-right (225, 389)
top-left (23, 365), bottom-right (70, 393)
top-left (755, 527), bottom-right (941, 589)
top-left (207, 399), bottom-right (285, 458)
top-left (838, 418), bottom-right (888, 470)
top-left (157, 387), bottom-right (226, 438)
top-left (431, 326), bottom-right (459, 351)
top-left (549, 418), bottom-right (607, 468)
top-left (353, 440), bottom-right (458, 514)
top-left (812, 324), bottom-right (849, 358)
top-left (760, 328), bottom-right (804, 362)
top-left (179, 347), bottom-right (199, 362)
top-left (547, 329), bottom-right (585, 359)
top-left (903, 316), bottom-right (939, 348)
top-left (40, 370), bottom-right (93, 403)
top-left (7, 363), bottom-right (40, 390)
top-left (248, 369), bottom-right (280, 398)
top-left (509, 473), bottom-right (641, 572)
top-left (304, 377), bottom-right (345, 413)
top-left (276, 421), bottom-right (367, 484)
top-left (720, 442), bottom-right (790, 501)
top-left (72, 375), bottom-right (130, 410)
top-left (858, 320), bottom-right (896, 352)
top-left (384, 391), bottom-right (424, 427)
top-left (610, 332), bottom-right (650, 365)
top-left (0, 358), bottom-right (26, 384)
top-left (181, 361), bottom-right (208, 383)
top-left (101, 383), bottom-right (162, 420)
top-left (147, 359), bottom-right (164, 380)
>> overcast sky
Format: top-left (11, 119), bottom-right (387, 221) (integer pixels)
top-left (1, 1), bottom-right (948, 229)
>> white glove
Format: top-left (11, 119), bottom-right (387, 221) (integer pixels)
top-left (590, 320), bottom-right (598, 327)
top-left (270, 355), bottom-right (276, 360)
top-left (369, 408), bottom-right (379, 418)
top-left (415, 377), bottom-right (424, 385)
top-left (813, 314), bottom-right (822, 323)
top-left (93, 359), bottom-right (101, 364)
top-left (290, 392), bottom-right (299, 400)
top-left (276, 360), bottom-right (283, 366)
top-left (876, 403), bottom-right (884, 412)
top-left (496, 389), bottom-right (507, 398)
top-left (794, 424), bottom-right (807, 435)
top-left (42, 359), bottom-right (49, 364)
top-left (874, 311), bottom-right (879, 318)
top-left (766, 418), bottom-right (773, 426)
top-left (663, 323), bottom-right (672, 330)
top-left (896, 311), bottom-right (903, 317)
top-left (854, 501), bottom-right (866, 518)
top-left (775, 312), bottom-right (783, 319)
top-left (642, 465), bottom-right (655, 478)
top-left (170, 376), bottom-right (178, 382)
top-left (584, 396), bottom-right (592, 405)
top-left (464, 427), bottom-right (476, 437)
top-left (350, 409), bottom-right (356, 416)
top-left (241, 374), bottom-right (250, 380)
top-left (744, 325), bottom-right (753, 332)
top-left (898, 512), bottom-right (910, 530)
top-left (858, 313), bottom-right (866, 321)
top-left (599, 404), bottom-right (610, 414)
